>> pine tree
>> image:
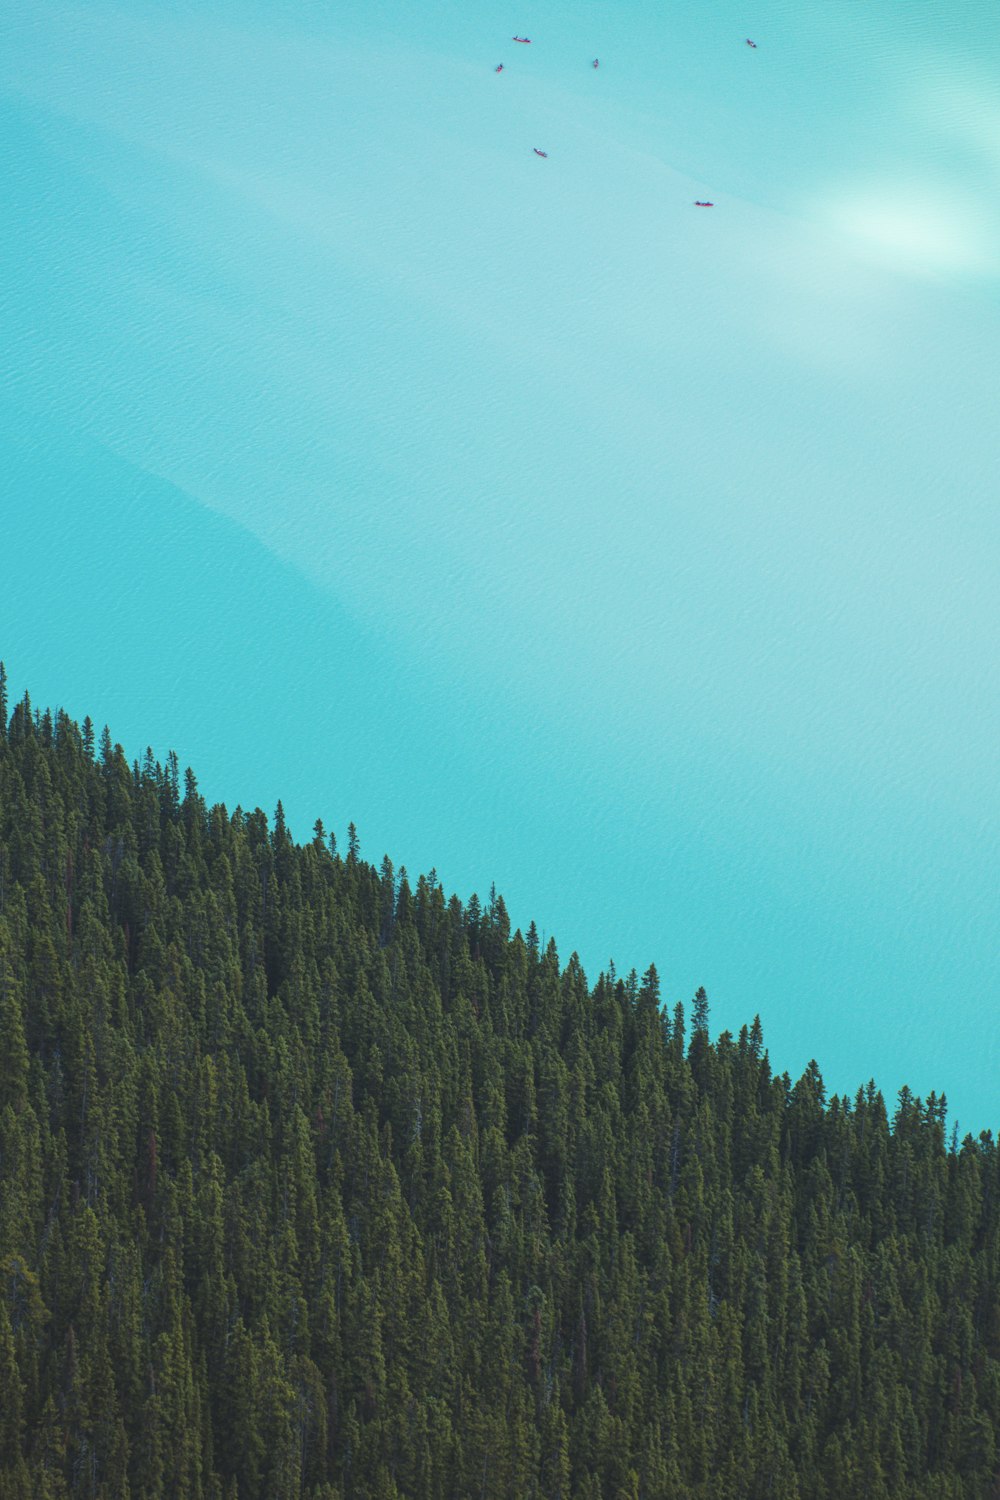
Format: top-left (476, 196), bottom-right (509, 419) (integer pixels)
top-left (0, 920), bottom-right (29, 1115)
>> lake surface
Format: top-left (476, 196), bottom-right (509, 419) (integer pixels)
top-left (3, 0), bottom-right (999, 1127)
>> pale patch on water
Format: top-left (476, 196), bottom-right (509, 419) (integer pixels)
top-left (817, 180), bottom-right (996, 277)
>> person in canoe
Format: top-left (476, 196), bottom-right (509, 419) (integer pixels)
top-left (593, 57), bottom-right (599, 68)
top-left (513, 35), bottom-right (531, 42)
top-left (495, 63), bottom-right (504, 71)
top-left (745, 38), bottom-right (757, 47)
top-left (534, 147), bottom-right (548, 157)
top-left (694, 200), bottom-right (714, 206)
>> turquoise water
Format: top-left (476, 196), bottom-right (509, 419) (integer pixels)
top-left (3, 0), bottom-right (999, 1126)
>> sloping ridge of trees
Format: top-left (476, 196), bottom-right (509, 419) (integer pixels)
top-left (0, 664), bottom-right (998, 1499)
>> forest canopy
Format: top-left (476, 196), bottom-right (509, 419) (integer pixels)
top-left (1, 665), bottom-right (998, 1499)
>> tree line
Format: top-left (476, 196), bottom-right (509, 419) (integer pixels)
top-left (1, 664), bottom-right (999, 1498)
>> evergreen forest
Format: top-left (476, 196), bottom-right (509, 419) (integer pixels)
top-left (2, 666), bottom-right (1000, 1500)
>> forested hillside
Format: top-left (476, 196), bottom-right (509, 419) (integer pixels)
top-left (1, 668), bottom-right (999, 1499)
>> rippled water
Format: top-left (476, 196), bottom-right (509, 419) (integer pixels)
top-left (2, 0), bottom-right (999, 1125)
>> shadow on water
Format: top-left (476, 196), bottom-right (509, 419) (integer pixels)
top-left (1, 403), bottom-right (413, 835)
